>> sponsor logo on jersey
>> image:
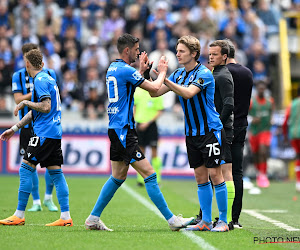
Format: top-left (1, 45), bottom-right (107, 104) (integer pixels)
top-left (12, 82), bottom-right (17, 91)
top-left (132, 71), bottom-right (142, 81)
top-left (107, 107), bottom-right (119, 114)
top-left (108, 67), bottom-right (117, 72)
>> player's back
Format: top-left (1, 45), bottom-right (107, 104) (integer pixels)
top-left (106, 59), bottom-right (144, 129)
top-left (32, 71), bottom-right (62, 139)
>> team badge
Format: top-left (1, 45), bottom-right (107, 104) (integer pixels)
top-left (197, 78), bottom-right (204, 85)
top-left (136, 152), bottom-right (142, 158)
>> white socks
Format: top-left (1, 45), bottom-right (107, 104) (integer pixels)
top-left (88, 214), bottom-right (100, 222)
top-left (61, 211), bottom-right (71, 220)
top-left (14, 210), bottom-right (25, 219)
top-left (167, 215), bottom-right (176, 224)
top-left (44, 194), bottom-right (52, 201)
top-left (33, 199), bottom-right (41, 205)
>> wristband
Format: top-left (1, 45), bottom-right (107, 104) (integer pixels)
top-left (11, 125), bottom-right (19, 132)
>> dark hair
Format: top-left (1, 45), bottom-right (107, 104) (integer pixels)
top-left (117, 33), bottom-right (139, 54)
top-left (22, 43), bottom-right (39, 55)
top-left (225, 39), bottom-right (235, 58)
top-left (25, 49), bottom-right (43, 69)
top-left (209, 40), bottom-right (229, 56)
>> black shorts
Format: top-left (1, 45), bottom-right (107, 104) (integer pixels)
top-left (223, 127), bottom-right (233, 164)
top-left (136, 121), bottom-right (159, 147)
top-left (23, 136), bottom-right (64, 168)
top-left (186, 129), bottom-right (225, 169)
top-left (19, 128), bottom-right (33, 156)
top-left (108, 127), bottom-right (145, 165)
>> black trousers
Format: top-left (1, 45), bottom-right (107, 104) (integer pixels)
top-left (231, 126), bottom-right (247, 221)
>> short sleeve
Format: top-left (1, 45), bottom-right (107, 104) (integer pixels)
top-left (35, 77), bottom-right (51, 101)
top-left (168, 71), bottom-right (176, 83)
top-left (191, 73), bottom-right (213, 91)
top-left (12, 72), bottom-right (22, 93)
top-left (124, 66), bottom-right (145, 87)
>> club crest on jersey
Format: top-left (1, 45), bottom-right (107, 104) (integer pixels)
top-left (132, 71), bottom-right (142, 81)
top-left (189, 75), bottom-right (194, 82)
top-left (136, 151), bottom-right (142, 158)
top-left (197, 78), bottom-right (204, 85)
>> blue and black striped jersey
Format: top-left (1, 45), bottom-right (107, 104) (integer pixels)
top-left (106, 59), bottom-right (145, 129)
top-left (168, 63), bottom-right (223, 136)
top-left (12, 68), bottom-right (56, 128)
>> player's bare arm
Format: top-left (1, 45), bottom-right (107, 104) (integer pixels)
top-left (139, 56), bottom-right (168, 93)
top-left (164, 78), bottom-right (201, 100)
top-left (13, 92), bottom-right (32, 104)
top-left (14, 98), bottom-right (51, 116)
top-left (0, 111), bottom-right (33, 142)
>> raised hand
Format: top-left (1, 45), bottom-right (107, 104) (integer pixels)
top-left (139, 51), bottom-right (150, 74)
top-left (157, 56), bottom-right (168, 74)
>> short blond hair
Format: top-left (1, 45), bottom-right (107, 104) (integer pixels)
top-left (25, 49), bottom-right (43, 70)
top-left (176, 35), bottom-right (201, 60)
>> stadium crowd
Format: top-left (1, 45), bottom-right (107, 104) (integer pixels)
top-left (0, 0), bottom-right (299, 119)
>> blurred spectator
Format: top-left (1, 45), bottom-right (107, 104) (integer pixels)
top-left (147, 1), bottom-right (175, 50)
top-left (37, 5), bottom-right (62, 37)
top-left (0, 25), bottom-right (12, 41)
top-left (243, 10), bottom-right (266, 41)
top-left (0, 38), bottom-right (13, 68)
top-left (61, 47), bottom-right (79, 73)
top-left (61, 70), bottom-right (82, 110)
top-left (219, 7), bottom-right (246, 39)
top-left (0, 58), bottom-right (11, 94)
top-left (100, 7), bottom-right (125, 45)
top-left (246, 41), bottom-right (269, 73)
top-left (15, 6), bottom-right (36, 36)
top-left (136, 0), bottom-right (150, 37)
top-left (82, 67), bottom-right (106, 119)
top-left (107, 28), bottom-right (123, 62)
top-left (0, 2), bottom-right (12, 32)
top-left (57, 0), bottom-right (81, 9)
top-left (0, 95), bottom-right (11, 117)
top-left (252, 59), bottom-right (268, 83)
top-left (60, 5), bottom-right (81, 40)
top-left (12, 24), bottom-right (39, 54)
top-left (35, 0), bottom-right (61, 20)
top-left (79, 35), bottom-right (109, 80)
top-left (59, 25), bottom-right (82, 59)
top-left (80, 0), bottom-right (105, 16)
top-left (243, 24), bottom-right (268, 53)
top-left (171, 0), bottom-right (196, 11)
top-left (189, 0), bottom-right (217, 23)
top-left (13, 0), bottom-right (36, 21)
top-left (125, 4), bottom-right (142, 34)
top-left (256, 0), bottom-right (281, 36)
top-left (172, 7), bottom-right (194, 39)
top-left (105, 0), bottom-right (124, 17)
top-left (148, 39), bottom-right (177, 76)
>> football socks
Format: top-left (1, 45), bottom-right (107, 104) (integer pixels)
top-left (45, 168), bottom-right (54, 195)
top-left (197, 182), bottom-right (213, 223)
top-left (215, 181), bottom-right (228, 224)
top-left (48, 169), bottom-right (69, 212)
top-left (144, 173), bottom-right (173, 220)
top-left (91, 175), bottom-right (125, 217)
top-left (226, 181), bottom-right (235, 222)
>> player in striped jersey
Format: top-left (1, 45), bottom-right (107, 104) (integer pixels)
top-left (150, 35), bottom-right (229, 232)
top-left (12, 43), bottom-right (58, 212)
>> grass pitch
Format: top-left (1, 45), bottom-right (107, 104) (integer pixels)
top-left (0, 175), bottom-right (299, 250)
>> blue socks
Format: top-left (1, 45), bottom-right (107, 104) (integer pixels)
top-left (31, 170), bottom-right (40, 200)
top-left (48, 169), bottom-right (69, 212)
top-left (215, 182), bottom-right (228, 224)
top-left (197, 182), bottom-right (213, 223)
top-left (18, 163), bottom-right (35, 211)
top-left (45, 168), bottom-right (54, 195)
top-left (144, 173), bottom-right (173, 220)
top-left (91, 176), bottom-right (125, 217)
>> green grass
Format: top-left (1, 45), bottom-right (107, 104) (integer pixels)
top-left (0, 175), bottom-right (299, 250)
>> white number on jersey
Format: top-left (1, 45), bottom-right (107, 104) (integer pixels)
top-left (106, 76), bottom-right (119, 103)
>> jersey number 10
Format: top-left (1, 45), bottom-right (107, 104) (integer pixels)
top-left (106, 76), bottom-right (119, 103)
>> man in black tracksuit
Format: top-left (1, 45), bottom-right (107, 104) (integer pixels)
top-left (226, 39), bottom-right (253, 229)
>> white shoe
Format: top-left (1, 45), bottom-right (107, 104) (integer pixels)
top-left (243, 178), bottom-right (254, 190)
top-left (296, 182), bottom-right (300, 193)
top-left (85, 218), bottom-right (113, 231)
top-left (168, 215), bottom-right (194, 231)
